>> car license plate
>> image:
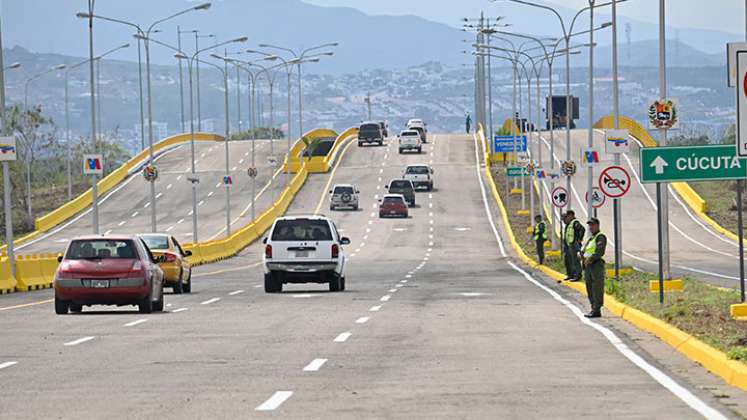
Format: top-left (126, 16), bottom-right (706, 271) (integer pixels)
top-left (91, 279), bottom-right (109, 288)
top-left (295, 251), bottom-right (309, 258)
top-left (389, 211), bottom-right (397, 214)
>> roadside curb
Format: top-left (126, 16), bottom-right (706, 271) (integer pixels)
top-left (483, 139), bottom-right (747, 393)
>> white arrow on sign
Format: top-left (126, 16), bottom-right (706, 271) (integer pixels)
top-left (651, 156), bottom-right (669, 174)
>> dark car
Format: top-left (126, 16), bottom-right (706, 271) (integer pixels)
top-left (54, 235), bottom-right (165, 314)
top-left (358, 122), bottom-right (384, 147)
top-left (386, 179), bottom-right (416, 206)
top-left (379, 194), bottom-right (408, 218)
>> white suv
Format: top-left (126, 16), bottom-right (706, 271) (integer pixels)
top-left (262, 215), bottom-right (349, 293)
top-left (329, 184), bottom-right (360, 211)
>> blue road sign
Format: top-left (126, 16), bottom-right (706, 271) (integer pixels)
top-left (494, 135), bottom-right (527, 153)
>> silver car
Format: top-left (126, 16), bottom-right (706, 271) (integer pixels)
top-left (329, 184), bottom-right (360, 211)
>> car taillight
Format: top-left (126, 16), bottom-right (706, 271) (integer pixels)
top-left (131, 261), bottom-right (143, 274)
top-left (163, 252), bottom-right (178, 263)
top-left (265, 244), bottom-right (273, 259)
top-left (331, 244), bottom-right (339, 258)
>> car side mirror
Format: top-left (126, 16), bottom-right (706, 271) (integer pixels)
top-left (385, 185), bottom-right (389, 189)
top-left (328, 190), bottom-right (333, 194)
top-left (184, 250), bottom-right (193, 257)
top-left (340, 237), bottom-right (351, 245)
top-left (430, 169), bottom-right (435, 174)
top-left (262, 237), bottom-right (268, 244)
top-left (356, 190), bottom-right (360, 194)
top-left (57, 255), bottom-right (63, 263)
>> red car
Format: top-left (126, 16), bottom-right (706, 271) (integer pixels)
top-left (54, 235), bottom-right (165, 314)
top-left (379, 194), bottom-right (409, 218)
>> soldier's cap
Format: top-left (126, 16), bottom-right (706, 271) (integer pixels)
top-left (563, 210), bottom-right (575, 217)
top-left (587, 217), bottom-right (600, 225)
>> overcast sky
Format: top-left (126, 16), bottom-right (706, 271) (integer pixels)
top-left (305, 0), bottom-right (746, 36)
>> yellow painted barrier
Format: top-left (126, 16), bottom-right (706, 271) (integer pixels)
top-left (15, 255), bottom-right (52, 291)
top-left (730, 303), bottom-right (747, 320)
top-left (649, 279), bottom-right (684, 293)
top-left (480, 124), bottom-right (747, 393)
top-left (0, 257), bottom-right (15, 293)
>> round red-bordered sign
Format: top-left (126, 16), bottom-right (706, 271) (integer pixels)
top-left (551, 186), bottom-right (569, 208)
top-left (586, 188), bottom-right (607, 208)
top-left (598, 165), bottom-right (631, 199)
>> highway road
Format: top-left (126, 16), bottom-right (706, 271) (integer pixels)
top-left (0, 133), bottom-right (736, 418)
top-left (18, 139), bottom-right (286, 254)
top-left (531, 129), bottom-right (742, 287)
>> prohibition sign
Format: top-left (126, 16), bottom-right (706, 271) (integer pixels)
top-left (551, 186), bottom-right (569, 208)
top-left (598, 165), bottom-right (631, 198)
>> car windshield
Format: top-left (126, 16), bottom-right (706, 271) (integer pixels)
top-left (406, 166), bottom-right (429, 175)
top-left (390, 180), bottom-right (412, 190)
top-left (383, 196), bottom-right (403, 204)
top-left (271, 219), bottom-right (333, 242)
top-left (140, 235), bottom-right (169, 250)
top-left (360, 124), bottom-right (380, 132)
top-left (66, 239), bottom-right (138, 260)
top-left (333, 186), bottom-right (354, 194)
top-left (401, 131), bottom-right (419, 137)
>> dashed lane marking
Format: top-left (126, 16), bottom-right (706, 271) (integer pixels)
top-left (370, 305), bottom-right (382, 312)
top-left (255, 391), bottom-right (294, 411)
top-left (118, 221), bottom-right (126, 226)
top-left (144, 202), bottom-right (150, 208)
top-left (104, 230), bottom-right (112, 235)
top-left (172, 308), bottom-right (189, 313)
top-left (165, 226), bottom-right (174, 232)
top-left (216, 182), bottom-right (222, 188)
top-left (207, 191), bottom-right (214, 197)
top-left (166, 184), bottom-right (172, 190)
top-left (405, 274), bottom-right (412, 278)
top-left (334, 332), bottom-right (352, 342)
top-left (198, 200), bottom-right (205, 206)
top-left (303, 358), bottom-right (328, 372)
top-left (389, 289), bottom-right (397, 293)
top-left (228, 290), bottom-right (244, 296)
top-left (131, 211), bottom-right (139, 218)
top-left (200, 298), bottom-right (221, 305)
top-left (395, 284), bottom-right (404, 288)
top-left (0, 361), bottom-right (18, 370)
top-left (124, 319), bottom-right (148, 327)
top-left (356, 317), bottom-right (370, 324)
top-left (156, 192), bottom-right (163, 199)
top-left (177, 218), bottom-right (185, 224)
top-left (380, 295), bottom-right (391, 302)
top-left (64, 336), bottom-right (95, 347)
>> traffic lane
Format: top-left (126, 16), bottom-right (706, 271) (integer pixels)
top-left (537, 129), bottom-right (740, 286)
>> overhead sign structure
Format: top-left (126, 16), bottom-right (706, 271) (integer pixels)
top-left (648, 99), bottom-right (679, 130)
top-left (640, 144), bottom-right (747, 183)
top-left (551, 186), bottom-right (569, 208)
top-left (506, 166), bottom-right (530, 177)
top-left (604, 129), bottom-right (630, 154)
top-left (494, 135), bottom-right (527, 153)
top-left (599, 166), bottom-right (631, 198)
top-left (585, 187), bottom-right (606, 208)
top-left (83, 154), bottom-right (103, 175)
top-left (0, 136), bottom-right (17, 161)
top-left (738, 49), bottom-right (747, 157)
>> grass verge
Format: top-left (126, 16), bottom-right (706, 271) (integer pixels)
top-left (493, 167), bottom-right (747, 364)
top-left (690, 180), bottom-right (741, 235)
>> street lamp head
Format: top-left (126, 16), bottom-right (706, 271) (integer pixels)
top-left (120, 43), bottom-right (131, 49)
top-left (264, 55), bottom-right (279, 61)
top-left (76, 12), bottom-right (91, 19)
top-left (133, 33), bottom-right (147, 41)
top-left (193, 2), bottom-right (212, 10)
top-left (174, 52), bottom-right (188, 60)
top-left (231, 36), bottom-right (249, 43)
top-left (7, 62), bottom-right (21, 70)
top-left (600, 21), bottom-right (613, 29)
top-left (257, 43), bottom-right (270, 48)
top-left (53, 64), bottom-right (66, 70)
top-left (209, 53), bottom-right (224, 60)
top-left (305, 58), bottom-right (321, 63)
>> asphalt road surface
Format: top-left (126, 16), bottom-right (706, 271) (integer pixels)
top-left (532, 128), bottom-right (742, 288)
top-left (18, 139), bottom-right (286, 254)
top-left (0, 133), bottom-right (736, 418)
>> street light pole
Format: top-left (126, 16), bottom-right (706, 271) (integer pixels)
top-left (611, 0), bottom-right (623, 278)
top-left (86, 1), bottom-right (98, 234)
top-left (0, 18), bottom-right (19, 276)
top-left (658, 0), bottom-right (671, 280)
top-left (586, 1), bottom-right (596, 220)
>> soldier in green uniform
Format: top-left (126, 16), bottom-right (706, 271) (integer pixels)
top-left (532, 215), bottom-right (547, 264)
top-left (562, 210), bottom-right (585, 281)
top-left (580, 217), bottom-right (607, 318)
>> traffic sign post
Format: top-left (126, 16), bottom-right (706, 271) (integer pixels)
top-left (734, 45), bottom-right (747, 302)
top-left (640, 145), bottom-right (747, 183)
top-left (551, 186), bottom-right (569, 208)
top-left (585, 187), bottom-right (606, 209)
top-left (506, 167), bottom-right (530, 177)
top-left (604, 129), bottom-right (630, 154)
top-left (494, 135), bottom-right (527, 153)
top-left (599, 166), bottom-right (631, 199)
top-left (83, 154), bottom-right (103, 175)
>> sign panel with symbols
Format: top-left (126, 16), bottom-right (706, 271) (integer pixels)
top-left (0, 136), bottom-right (17, 161)
top-left (551, 186), bottom-right (569, 208)
top-left (83, 154), bottom-right (103, 175)
top-left (604, 129), bottom-right (630, 154)
top-left (247, 167), bottom-right (258, 178)
top-left (599, 165), bottom-right (631, 198)
top-left (585, 187), bottom-right (606, 208)
top-left (639, 144), bottom-right (747, 183)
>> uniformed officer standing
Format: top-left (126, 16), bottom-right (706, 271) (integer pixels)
top-left (562, 210), bottom-right (585, 281)
top-left (532, 215), bottom-right (547, 264)
top-left (580, 217), bottom-right (607, 318)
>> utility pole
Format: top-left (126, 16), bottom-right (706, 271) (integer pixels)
top-left (658, 0), bottom-right (671, 280)
top-left (365, 92), bottom-right (372, 120)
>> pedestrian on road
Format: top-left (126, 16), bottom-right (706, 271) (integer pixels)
top-left (562, 210), bottom-right (585, 282)
top-left (532, 214), bottom-right (547, 264)
top-left (580, 217), bottom-right (607, 318)
top-left (465, 113), bottom-right (472, 133)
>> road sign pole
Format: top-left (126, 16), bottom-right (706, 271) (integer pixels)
top-left (658, 0), bottom-right (671, 280)
top-left (612, 0), bottom-right (623, 281)
top-left (657, 182), bottom-right (665, 304)
top-left (739, 180), bottom-right (746, 302)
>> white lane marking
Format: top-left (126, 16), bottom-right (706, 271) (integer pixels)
top-left (366, 228), bottom-right (371, 233)
top-left (166, 184), bottom-right (172, 190)
top-left (216, 182), bottom-right (222, 188)
top-left (194, 160), bottom-right (199, 165)
top-left (370, 212), bottom-right (375, 217)
top-left (255, 391), bottom-right (293, 411)
top-left (368, 220), bottom-right (373, 225)
top-left (429, 202), bottom-right (433, 208)
top-left (156, 192), bottom-right (163, 199)
top-left (424, 257), bottom-right (429, 261)
top-left (293, 294), bottom-right (314, 298)
top-left (176, 175), bottom-right (182, 181)
top-left (188, 210), bottom-right (194, 215)
top-left (118, 221), bottom-right (126, 226)
top-left (360, 242), bottom-right (366, 247)
top-left (427, 248), bottom-right (433, 252)
top-left (198, 200), bottom-right (205, 206)
top-left (64, 336), bottom-right (95, 347)
top-left (429, 220), bottom-right (434, 225)
top-left (428, 241), bottom-right (434, 247)
top-left (356, 316), bottom-right (370, 324)
top-left (144, 202), bottom-right (150, 208)
top-left (363, 235), bottom-right (369, 240)
top-left (379, 168), bottom-right (384, 174)
top-left (244, 151), bottom-right (249, 156)
top-left (177, 218), bottom-right (185, 224)
top-left (200, 297), bottom-right (221, 305)
top-left (165, 226), bottom-right (174, 232)
top-left (131, 211), bottom-right (139, 218)
top-left (254, 285), bottom-right (262, 288)
top-left (350, 253), bottom-right (357, 257)
top-left (172, 308), bottom-right (189, 313)
top-left (405, 274), bottom-right (412, 278)
top-left (0, 361), bottom-right (17, 370)
top-left (228, 290), bottom-right (244, 296)
top-left (396, 284), bottom-right (404, 288)
top-left (207, 191), bottom-right (215, 198)
top-left (104, 230), bottom-right (112, 235)
top-left (166, 303), bottom-right (172, 308)
top-left (377, 177), bottom-right (382, 182)
top-left (239, 158), bottom-right (245, 164)
top-left (232, 166), bottom-right (238, 171)
top-left (429, 193), bottom-right (433, 199)
top-left (401, 280), bottom-right (408, 283)
top-left (429, 212), bottom-right (433, 217)
top-left (389, 288), bottom-right (397, 293)
top-left (370, 305), bottom-right (382, 311)
top-left (380, 295), bottom-right (391, 302)
top-left (393, 228), bottom-right (407, 232)
top-left (334, 332), bottom-right (352, 342)
top-left (354, 248), bottom-right (361, 253)
top-left (429, 227), bottom-right (434, 232)
top-left (475, 132), bottom-right (726, 420)
top-left (303, 358), bottom-right (328, 372)
top-left (460, 292), bottom-right (488, 297)
top-left (429, 234), bottom-right (434, 239)
top-left (455, 227), bottom-right (471, 231)
top-left (124, 318), bottom-right (148, 327)
top-left (200, 153), bottom-right (206, 158)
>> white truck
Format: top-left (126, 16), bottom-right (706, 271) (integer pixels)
top-left (398, 130), bottom-right (422, 154)
top-left (403, 164), bottom-right (434, 191)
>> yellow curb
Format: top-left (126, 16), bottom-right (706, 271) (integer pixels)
top-left (482, 136), bottom-right (747, 393)
top-left (649, 279), bottom-right (684, 293)
top-left (546, 250), bottom-right (561, 256)
top-left (516, 209), bottom-right (530, 216)
top-left (730, 303), bottom-right (747, 320)
top-left (510, 188), bottom-right (522, 194)
top-left (606, 267), bottom-right (633, 277)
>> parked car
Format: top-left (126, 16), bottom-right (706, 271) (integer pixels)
top-left (262, 215), bottom-right (350, 293)
top-left (358, 121), bottom-right (384, 147)
top-left (386, 179), bottom-right (416, 206)
top-left (139, 233), bottom-right (193, 294)
top-left (54, 235), bottom-right (165, 314)
top-left (398, 130), bottom-right (422, 154)
top-left (379, 194), bottom-right (409, 218)
top-left (329, 184), bottom-right (360, 211)
top-left (403, 164), bottom-right (434, 191)
top-left (407, 118), bottom-right (427, 143)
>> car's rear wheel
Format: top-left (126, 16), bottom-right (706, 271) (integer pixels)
top-left (173, 273), bottom-right (184, 294)
top-left (418, 147), bottom-right (422, 153)
top-left (264, 273), bottom-right (282, 293)
top-left (55, 297), bottom-right (69, 315)
top-left (329, 273), bottom-right (342, 292)
top-left (153, 287), bottom-right (164, 312)
top-left (69, 303), bottom-right (83, 313)
top-left (138, 291), bottom-right (154, 314)
top-left (340, 276), bottom-right (346, 291)
top-left (183, 271), bottom-right (192, 293)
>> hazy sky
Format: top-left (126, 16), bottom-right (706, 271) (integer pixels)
top-left (305, 0), bottom-right (746, 36)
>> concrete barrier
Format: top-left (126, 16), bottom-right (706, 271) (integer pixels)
top-left (0, 257), bottom-right (15, 294)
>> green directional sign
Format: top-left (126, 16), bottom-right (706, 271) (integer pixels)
top-left (640, 144), bottom-right (747, 183)
top-left (506, 166), bottom-right (530, 177)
